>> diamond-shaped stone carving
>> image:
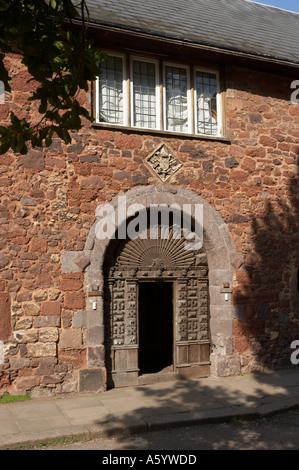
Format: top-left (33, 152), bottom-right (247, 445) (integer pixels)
top-left (146, 143), bottom-right (182, 182)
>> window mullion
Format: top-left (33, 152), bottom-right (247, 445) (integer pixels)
top-left (159, 59), bottom-right (164, 131)
top-left (95, 76), bottom-right (99, 123)
top-left (190, 65), bottom-right (195, 135)
top-left (125, 54), bottom-right (131, 127)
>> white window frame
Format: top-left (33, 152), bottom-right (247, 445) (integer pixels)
top-left (130, 56), bottom-right (160, 131)
top-left (95, 53), bottom-right (224, 138)
top-left (95, 52), bottom-right (128, 127)
top-left (194, 67), bottom-right (223, 138)
top-left (162, 62), bottom-right (192, 134)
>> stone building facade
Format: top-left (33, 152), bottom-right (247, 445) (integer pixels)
top-left (0, 0), bottom-right (298, 396)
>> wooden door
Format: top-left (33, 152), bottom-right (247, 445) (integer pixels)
top-left (138, 282), bottom-right (173, 375)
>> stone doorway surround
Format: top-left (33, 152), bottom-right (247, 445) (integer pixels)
top-left (61, 185), bottom-right (242, 392)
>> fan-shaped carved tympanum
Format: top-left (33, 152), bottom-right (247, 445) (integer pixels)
top-left (112, 228), bottom-right (208, 275)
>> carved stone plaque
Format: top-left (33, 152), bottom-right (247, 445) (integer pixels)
top-left (146, 143), bottom-right (182, 182)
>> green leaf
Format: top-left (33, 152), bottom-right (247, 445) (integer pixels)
top-left (39, 98), bottom-right (47, 114)
top-left (55, 126), bottom-right (71, 144)
top-left (0, 0), bottom-right (9, 11)
top-left (0, 141), bottom-right (10, 155)
top-left (10, 112), bottom-right (20, 128)
top-left (62, 0), bottom-right (79, 18)
top-left (0, 1), bottom-right (102, 153)
top-left (45, 130), bottom-right (53, 147)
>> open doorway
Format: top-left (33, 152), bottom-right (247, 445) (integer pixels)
top-left (138, 282), bottom-right (173, 375)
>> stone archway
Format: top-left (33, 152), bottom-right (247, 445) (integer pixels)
top-left (77, 185), bottom-right (242, 392)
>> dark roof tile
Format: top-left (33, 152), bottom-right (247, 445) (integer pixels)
top-left (85, 0), bottom-right (299, 64)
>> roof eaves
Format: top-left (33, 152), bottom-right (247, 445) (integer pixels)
top-left (86, 17), bottom-right (299, 67)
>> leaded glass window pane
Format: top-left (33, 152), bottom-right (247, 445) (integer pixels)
top-left (195, 71), bottom-right (218, 135)
top-left (132, 60), bottom-right (157, 129)
top-left (165, 66), bottom-right (189, 133)
top-left (98, 56), bottom-right (124, 124)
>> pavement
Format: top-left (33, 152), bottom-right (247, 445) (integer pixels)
top-left (1, 368), bottom-right (299, 450)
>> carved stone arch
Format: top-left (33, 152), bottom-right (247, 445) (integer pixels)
top-left (79, 185), bottom-right (242, 392)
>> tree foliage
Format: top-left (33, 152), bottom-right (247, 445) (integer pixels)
top-left (0, 0), bottom-right (105, 154)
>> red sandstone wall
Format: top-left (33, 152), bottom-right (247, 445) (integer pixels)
top-left (0, 54), bottom-right (298, 395)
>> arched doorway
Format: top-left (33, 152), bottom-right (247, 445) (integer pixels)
top-left (77, 184), bottom-right (241, 393)
top-left (104, 226), bottom-right (210, 388)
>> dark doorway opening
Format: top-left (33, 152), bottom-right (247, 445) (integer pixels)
top-left (138, 282), bottom-right (173, 375)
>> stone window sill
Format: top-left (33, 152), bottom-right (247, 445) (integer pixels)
top-left (92, 122), bottom-right (231, 144)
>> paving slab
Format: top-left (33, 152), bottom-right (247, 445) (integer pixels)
top-left (55, 395), bottom-right (104, 410)
top-left (0, 369), bottom-right (299, 450)
top-left (0, 409), bottom-right (20, 436)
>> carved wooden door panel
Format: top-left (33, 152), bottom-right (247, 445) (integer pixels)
top-left (106, 277), bottom-right (139, 388)
top-left (175, 276), bottom-right (210, 378)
